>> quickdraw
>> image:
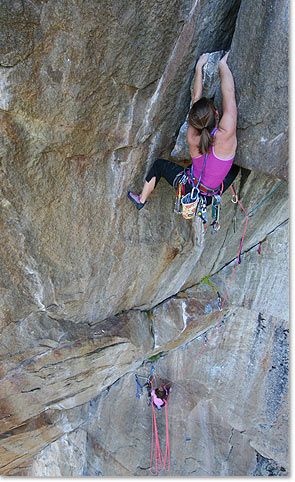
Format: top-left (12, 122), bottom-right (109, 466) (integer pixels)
top-left (196, 193), bottom-right (208, 224)
top-left (217, 291), bottom-right (223, 311)
top-left (211, 194), bottom-right (222, 233)
top-left (174, 173), bottom-right (188, 214)
top-left (134, 365), bottom-right (155, 401)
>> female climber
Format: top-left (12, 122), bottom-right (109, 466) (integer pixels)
top-left (127, 52), bottom-right (239, 209)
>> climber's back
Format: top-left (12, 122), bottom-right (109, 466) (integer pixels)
top-left (187, 51), bottom-right (237, 181)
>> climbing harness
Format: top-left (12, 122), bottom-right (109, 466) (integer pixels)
top-left (177, 153), bottom-right (209, 221)
top-left (174, 129), bottom-right (224, 232)
top-left (175, 163), bottom-right (223, 232)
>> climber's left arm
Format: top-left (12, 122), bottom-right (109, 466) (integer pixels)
top-left (192, 53), bottom-right (209, 103)
top-left (218, 52), bottom-right (237, 135)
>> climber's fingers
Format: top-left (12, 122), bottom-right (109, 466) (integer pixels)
top-left (195, 53), bottom-right (209, 70)
top-left (220, 51), bottom-right (230, 64)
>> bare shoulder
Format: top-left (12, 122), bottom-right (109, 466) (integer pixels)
top-left (187, 125), bottom-right (198, 145)
top-left (187, 125), bottom-right (201, 157)
top-left (214, 128), bottom-right (237, 159)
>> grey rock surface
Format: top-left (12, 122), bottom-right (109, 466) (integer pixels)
top-left (180, 170), bottom-right (288, 292)
top-left (90, 220), bottom-right (288, 476)
top-left (27, 428), bottom-right (88, 477)
top-left (0, 0), bottom-right (240, 329)
top-left (1, 216), bottom-right (289, 475)
top-left (171, 0), bottom-right (288, 179)
top-left (229, 0), bottom-right (288, 179)
top-left (19, 220), bottom-right (288, 476)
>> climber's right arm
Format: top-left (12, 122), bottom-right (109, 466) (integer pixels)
top-left (192, 53), bottom-right (209, 104)
top-left (218, 52), bottom-right (237, 135)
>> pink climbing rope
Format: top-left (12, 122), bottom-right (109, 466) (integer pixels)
top-left (150, 401), bottom-right (163, 474)
top-left (220, 185), bottom-right (250, 309)
top-left (231, 184), bottom-right (249, 265)
top-left (149, 383), bottom-right (170, 475)
top-left (163, 400), bottom-right (170, 471)
top-left (199, 185), bottom-right (267, 356)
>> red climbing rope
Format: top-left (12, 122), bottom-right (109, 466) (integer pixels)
top-left (164, 400), bottom-right (170, 471)
top-left (230, 184), bottom-right (249, 264)
top-left (149, 379), bottom-right (170, 475)
top-left (198, 184), bottom-right (268, 354)
top-left (150, 401), bottom-right (163, 474)
top-left (220, 185), bottom-right (250, 309)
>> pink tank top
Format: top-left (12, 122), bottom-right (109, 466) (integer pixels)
top-left (192, 129), bottom-right (234, 189)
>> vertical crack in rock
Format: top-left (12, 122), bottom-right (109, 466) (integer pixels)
top-left (135, 0), bottom-right (203, 146)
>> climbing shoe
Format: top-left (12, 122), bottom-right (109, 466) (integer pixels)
top-left (127, 191), bottom-right (146, 210)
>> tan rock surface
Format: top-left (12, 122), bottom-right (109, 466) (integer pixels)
top-left (70, 222), bottom-right (288, 476)
top-left (0, 0), bottom-right (241, 327)
top-left (2, 220), bottom-right (288, 476)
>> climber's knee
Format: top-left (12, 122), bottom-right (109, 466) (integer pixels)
top-left (145, 158), bottom-right (167, 186)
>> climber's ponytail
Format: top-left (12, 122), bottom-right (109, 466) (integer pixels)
top-left (199, 128), bottom-right (214, 155)
top-left (188, 97), bottom-right (217, 154)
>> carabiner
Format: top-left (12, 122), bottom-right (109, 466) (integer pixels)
top-left (211, 221), bottom-right (221, 233)
top-left (231, 193), bottom-right (238, 204)
top-left (217, 292), bottom-right (223, 311)
top-left (191, 186), bottom-right (199, 201)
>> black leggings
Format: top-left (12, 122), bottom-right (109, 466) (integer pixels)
top-left (145, 158), bottom-right (240, 205)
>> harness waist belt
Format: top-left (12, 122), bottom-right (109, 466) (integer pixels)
top-left (173, 170), bottom-right (221, 195)
top-left (192, 178), bottom-right (221, 195)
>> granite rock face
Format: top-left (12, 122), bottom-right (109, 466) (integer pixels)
top-left (13, 220), bottom-right (288, 477)
top-left (229, 0), bottom-right (288, 179)
top-left (0, 0), bottom-right (240, 328)
top-left (0, 0), bottom-right (289, 477)
top-left (171, 0), bottom-right (288, 178)
top-left (0, 173), bottom-right (289, 475)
